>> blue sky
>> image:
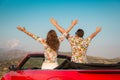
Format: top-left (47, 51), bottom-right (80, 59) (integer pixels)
top-left (0, 0), bottom-right (120, 59)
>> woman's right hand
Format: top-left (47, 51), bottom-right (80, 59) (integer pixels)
top-left (71, 19), bottom-right (78, 26)
top-left (50, 18), bottom-right (58, 26)
top-left (96, 27), bottom-right (101, 33)
top-left (17, 26), bottom-right (26, 31)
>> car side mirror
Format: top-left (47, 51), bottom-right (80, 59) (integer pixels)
top-left (9, 65), bottom-right (17, 71)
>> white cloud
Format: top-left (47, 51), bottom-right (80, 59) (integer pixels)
top-left (6, 39), bottom-right (21, 49)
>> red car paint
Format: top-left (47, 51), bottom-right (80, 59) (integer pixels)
top-left (1, 53), bottom-right (120, 80)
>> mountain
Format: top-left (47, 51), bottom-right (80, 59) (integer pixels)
top-left (0, 49), bottom-right (120, 64)
top-left (59, 52), bottom-right (120, 64)
top-left (0, 48), bottom-right (9, 53)
top-left (0, 49), bottom-right (28, 61)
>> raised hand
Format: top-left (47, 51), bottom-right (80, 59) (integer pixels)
top-left (17, 26), bottom-right (26, 31)
top-left (50, 18), bottom-right (58, 26)
top-left (71, 19), bottom-right (78, 26)
top-left (17, 26), bottom-right (35, 38)
top-left (96, 27), bottom-right (101, 33)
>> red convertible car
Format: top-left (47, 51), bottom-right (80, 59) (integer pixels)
top-left (1, 52), bottom-right (120, 80)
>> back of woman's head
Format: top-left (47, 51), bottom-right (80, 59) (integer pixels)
top-left (46, 30), bottom-right (60, 51)
top-left (75, 29), bottom-right (84, 37)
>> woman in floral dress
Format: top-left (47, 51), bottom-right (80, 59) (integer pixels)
top-left (17, 19), bottom-right (77, 69)
top-left (50, 18), bottom-right (101, 63)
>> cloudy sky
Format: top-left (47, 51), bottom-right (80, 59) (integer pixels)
top-left (0, 0), bottom-right (120, 59)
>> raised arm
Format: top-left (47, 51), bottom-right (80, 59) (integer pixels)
top-left (65, 19), bottom-right (78, 33)
top-left (89, 27), bottom-right (102, 39)
top-left (50, 18), bottom-right (78, 34)
top-left (17, 26), bottom-right (40, 41)
top-left (50, 18), bottom-right (65, 34)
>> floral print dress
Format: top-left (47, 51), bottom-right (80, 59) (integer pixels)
top-left (67, 35), bottom-right (91, 63)
top-left (32, 33), bottom-right (66, 63)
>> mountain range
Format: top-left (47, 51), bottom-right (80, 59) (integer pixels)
top-left (0, 48), bottom-right (120, 64)
top-left (0, 48), bottom-right (120, 78)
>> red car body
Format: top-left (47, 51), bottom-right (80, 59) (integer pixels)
top-left (1, 53), bottom-right (120, 80)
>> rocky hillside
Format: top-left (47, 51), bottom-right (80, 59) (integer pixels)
top-left (0, 49), bottom-right (28, 78)
top-left (59, 52), bottom-right (120, 64)
top-left (0, 49), bottom-right (28, 61)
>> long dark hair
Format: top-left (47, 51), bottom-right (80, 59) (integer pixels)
top-left (46, 30), bottom-right (60, 51)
